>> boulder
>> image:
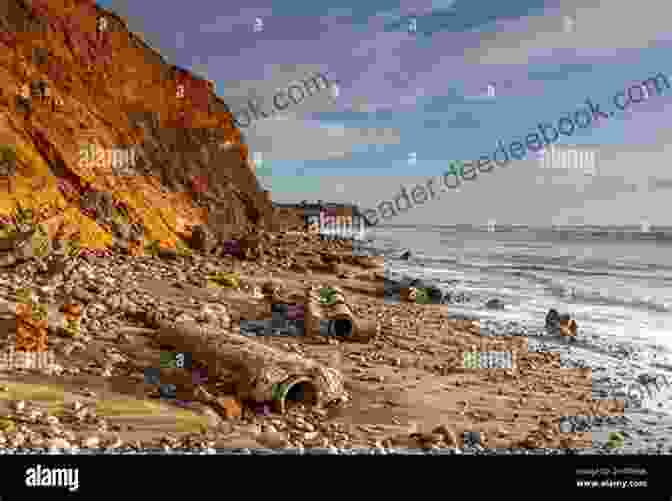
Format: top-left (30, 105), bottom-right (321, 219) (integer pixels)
top-left (545, 308), bottom-right (578, 339)
top-left (384, 275), bottom-right (444, 302)
top-left (80, 189), bottom-right (115, 223)
top-left (545, 308), bottom-right (561, 330)
top-left (485, 298), bottom-right (505, 310)
top-left (157, 246), bottom-right (178, 260)
top-left (111, 219), bottom-right (132, 240)
top-left (190, 225), bottom-right (215, 253)
top-left (240, 233), bottom-right (263, 260)
top-left (560, 318), bottom-right (578, 339)
top-left (0, 228), bottom-right (38, 262)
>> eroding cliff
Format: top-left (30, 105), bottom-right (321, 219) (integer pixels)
top-left (0, 0), bottom-right (277, 252)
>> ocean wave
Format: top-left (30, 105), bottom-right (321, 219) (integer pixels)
top-left (493, 263), bottom-right (672, 282)
top-left (389, 263), bottom-right (672, 314)
top-left (427, 253), bottom-right (672, 282)
top-left (375, 234), bottom-right (672, 314)
top-left (538, 280), bottom-right (672, 314)
top-left (436, 227), bottom-right (672, 243)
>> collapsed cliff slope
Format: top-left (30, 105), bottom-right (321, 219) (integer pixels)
top-left (0, 0), bottom-right (297, 251)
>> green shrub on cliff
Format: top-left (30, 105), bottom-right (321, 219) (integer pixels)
top-left (14, 203), bottom-right (34, 227)
top-left (0, 145), bottom-right (17, 169)
top-left (65, 237), bottom-right (81, 258)
top-left (0, 214), bottom-right (16, 239)
top-left (175, 239), bottom-right (192, 257)
top-left (145, 239), bottom-right (161, 258)
top-left (32, 224), bottom-right (50, 257)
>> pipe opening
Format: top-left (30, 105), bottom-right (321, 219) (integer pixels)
top-left (330, 318), bottom-right (353, 338)
top-left (273, 377), bottom-right (319, 413)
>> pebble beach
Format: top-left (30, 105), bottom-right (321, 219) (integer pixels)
top-left (372, 224), bottom-right (672, 454)
top-left (0, 223), bottom-right (670, 454)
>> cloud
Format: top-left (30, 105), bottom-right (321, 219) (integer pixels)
top-left (462, 0), bottom-right (672, 65)
top-left (648, 177), bottom-right (672, 190)
top-left (444, 111), bottom-right (481, 129)
top-left (527, 63), bottom-right (595, 81)
top-left (247, 119), bottom-right (401, 163)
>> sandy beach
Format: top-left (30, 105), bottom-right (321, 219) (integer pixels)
top-left (0, 227), bottom-right (669, 454)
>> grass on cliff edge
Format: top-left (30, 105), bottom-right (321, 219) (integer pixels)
top-left (0, 381), bottom-right (212, 433)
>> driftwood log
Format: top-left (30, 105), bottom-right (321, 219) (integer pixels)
top-left (152, 318), bottom-right (346, 413)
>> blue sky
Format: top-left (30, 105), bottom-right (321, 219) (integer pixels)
top-left (101, 0), bottom-right (672, 226)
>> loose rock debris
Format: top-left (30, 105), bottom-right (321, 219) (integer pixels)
top-left (0, 224), bottom-right (629, 453)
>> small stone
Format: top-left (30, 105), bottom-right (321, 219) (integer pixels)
top-left (83, 436), bottom-right (100, 448)
top-left (175, 313), bottom-right (196, 324)
top-left (311, 408), bottom-right (328, 418)
top-left (0, 418), bottom-right (16, 432)
top-left (11, 432), bottom-right (26, 446)
top-left (14, 400), bottom-right (25, 412)
top-left (262, 424), bottom-right (278, 433)
top-left (463, 430), bottom-right (484, 447)
top-left (48, 437), bottom-right (71, 450)
top-left (294, 419), bottom-right (315, 432)
top-left (26, 409), bottom-right (43, 422)
top-left (104, 435), bottom-right (123, 449)
top-left (432, 425), bottom-right (458, 446)
top-left (257, 431), bottom-right (290, 449)
top-left (485, 299), bottom-right (505, 310)
top-left (215, 396), bottom-right (242, 419)
top-left (425, 433), bottom-right (444, 444)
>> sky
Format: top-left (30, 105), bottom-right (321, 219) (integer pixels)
top-left (99, 0), bottom-right (672, 227)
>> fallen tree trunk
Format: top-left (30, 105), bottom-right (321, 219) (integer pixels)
top-left (152, 318), bottom-right (347, 414)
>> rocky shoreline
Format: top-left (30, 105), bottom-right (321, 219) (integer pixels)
top-left (379, 247), bottom-right (672, 454)
top-left (0, 223), bottom-right (670, 454)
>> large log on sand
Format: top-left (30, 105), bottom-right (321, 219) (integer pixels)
top-left (153, 318), bottom-right (346, 413)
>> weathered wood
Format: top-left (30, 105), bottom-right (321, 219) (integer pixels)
top-left (152, 318), bottom-right (346, 413)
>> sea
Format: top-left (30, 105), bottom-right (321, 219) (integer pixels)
top-left (364, 224), bottom-right (672, 412)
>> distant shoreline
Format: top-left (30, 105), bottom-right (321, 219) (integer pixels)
top-left (373, 224), bottom-right (672, 231)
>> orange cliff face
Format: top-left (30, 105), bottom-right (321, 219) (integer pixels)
top-left (0, 0), bottom-right (276, 250)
